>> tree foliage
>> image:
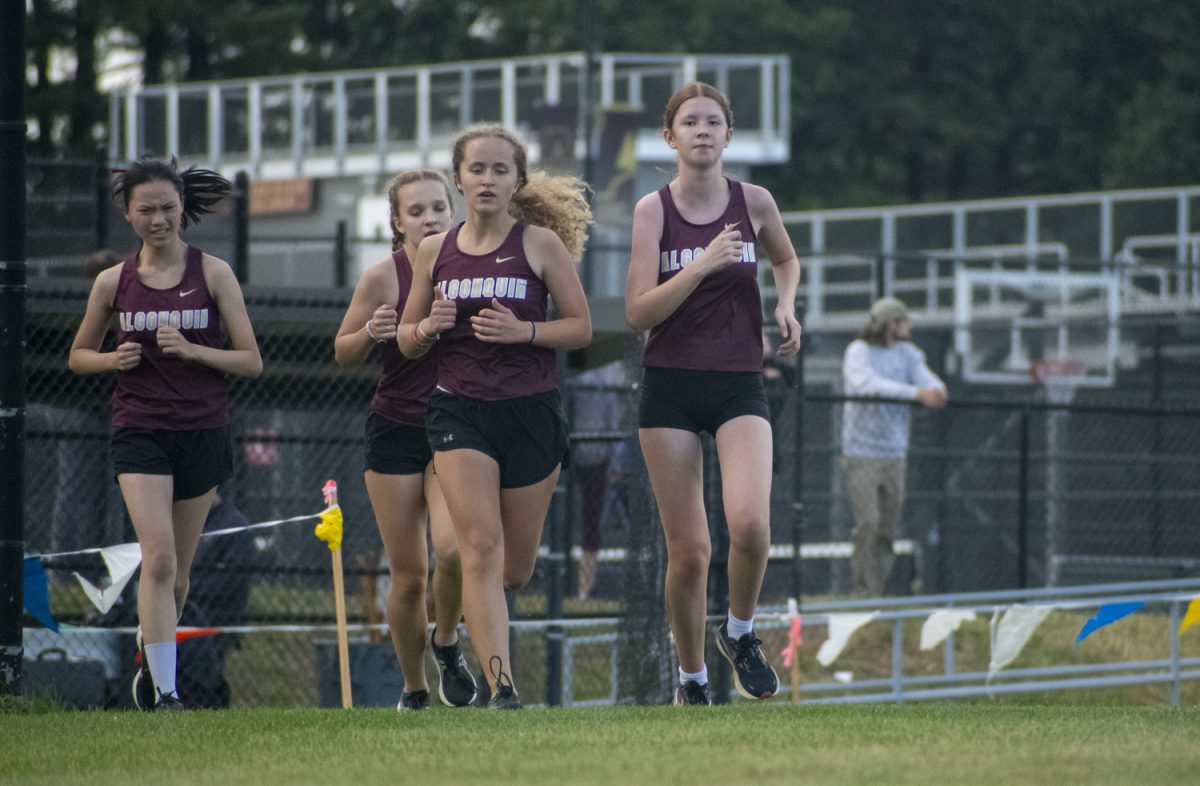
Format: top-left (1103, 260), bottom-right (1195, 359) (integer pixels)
top-left (26, 0), bottom-right (1200, 207)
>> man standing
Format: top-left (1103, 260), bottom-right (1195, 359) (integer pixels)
top-left (842, 297), bottom-right (946, 596)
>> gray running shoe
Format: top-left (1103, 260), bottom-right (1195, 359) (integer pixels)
top-left (430, 629), bottom-right (478, 707)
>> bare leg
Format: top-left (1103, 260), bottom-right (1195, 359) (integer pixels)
top-left (434, 449), bottom-right (508, 692)
top-left (435, 448), bottom-right (558, 693)
top-left (714, 416), bottom-right (773, 620)
top-left (364, 469), bottom-right (430, 693)
top-left (119, 475), bottom-right (212, 645)
top-left (638, 427), bottom-right (709, 674)
top-left (577, 550), bottom-right (598, 600)
top-left (425, 466), bottom-right (464, 646)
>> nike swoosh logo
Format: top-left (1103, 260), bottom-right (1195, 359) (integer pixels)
top-left (179, 288), bottom-right (198, 297)
top-left (496, 256), bottom-right (515, 264)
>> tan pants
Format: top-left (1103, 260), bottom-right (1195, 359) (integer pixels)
top-left (841, 455), bottom-right (907, 597)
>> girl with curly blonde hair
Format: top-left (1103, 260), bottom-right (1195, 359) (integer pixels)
top-left (398, 124), bottom-right (593, 709)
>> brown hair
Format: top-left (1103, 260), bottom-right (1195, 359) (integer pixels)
top-left (386, 169), bottom-right (454, 251)
top-left (450, 124), bottom-right (593, 262)
top-left (662, 81), bottom-right (734, 131)
top-left (856, 319), bottom-right (891, 347)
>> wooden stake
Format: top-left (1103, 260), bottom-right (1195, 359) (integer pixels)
top-left (790, 651), bottom-right (801, 705)
top-left (324, 480), bottom-right (352, 709)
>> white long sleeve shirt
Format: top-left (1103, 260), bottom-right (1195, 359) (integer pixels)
top-left (841, 339), bottom-right (945, 459)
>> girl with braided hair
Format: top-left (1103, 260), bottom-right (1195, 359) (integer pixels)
top-left (398, 125), bottom-right (593, 709)
top-left (334, 169), bottom-right (478, 711)
top-left (69, 157), bottom-right (262, 710)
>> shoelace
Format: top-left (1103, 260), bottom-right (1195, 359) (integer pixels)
top-left (733, 635), bottom-right (767, 670)
top-left (155, 689), bottom-right (183, 707)
top-left (489, 655), bottom-right (515, 697)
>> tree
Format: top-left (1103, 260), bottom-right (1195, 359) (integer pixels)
top-left (26, 0), bottom-right (1200, 205)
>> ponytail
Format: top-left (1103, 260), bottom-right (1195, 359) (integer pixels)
top-left (510, 172), bottom-right (593, 263)
top-left (112, 156), bottom-right (232, 229)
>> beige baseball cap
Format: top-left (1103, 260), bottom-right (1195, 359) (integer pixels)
top-left (870, 296), bottom-right (908, 322)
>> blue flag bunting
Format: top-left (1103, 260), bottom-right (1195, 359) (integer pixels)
top-left (23, 557), bottom-right (59, 633)
top-left (1075, 601), bottom-right (1146, 644)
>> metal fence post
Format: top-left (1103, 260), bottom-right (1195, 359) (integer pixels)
top-left (706, 436), bottom-right (732, 703)
top-left (233, 171), bottom-right (249, 283)
top-left (334, 220), bottom-right (349, 288)
top-left (94, 146), bottom-right (109, 250)
top-left (0, 0), bottom-right (27, 697)
top-left (791, 300), bottom-right (807, 601)
top-left (1017, 406), bottom-right (1030, 589)
top-left (1169, 599), bottom-right (1181, 706)
top-left (544, 475), bottom-right (567, 707)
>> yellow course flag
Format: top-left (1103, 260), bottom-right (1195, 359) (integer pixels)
top-left (1179, 597), bottom-right (1200, 635)
top-left (314, 505), bottom-right (344, 552)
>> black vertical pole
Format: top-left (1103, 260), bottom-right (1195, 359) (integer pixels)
top-left (334, 220), bottom-right (349, 288)
top-left (579, 0), bottom-right (598, 293)
top-left (706, 437), bottom-right (731, 703)
top-left (1017, 407), bottom-right (1030, 589)
top-left (0, 0), bottom-right (28, 697)
top-left (544, 476), bottom-right (567, 706)
top-left (790, 300), bottom-right (807, 600)
top-left (1150, 324), bottom-right (1164, 557)
top-left (544, 350), bottom-right (568, 706)
top-left (94, 146), bottom-right (109, 250)
top-left (233, 171), bottom-right (249, 284)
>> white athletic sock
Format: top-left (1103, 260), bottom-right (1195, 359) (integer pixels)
top-left (679, 665), bottom-right (708, 686)
top-left (726, 611), bottom-right (754, 640)
top-left (144, 642), bottom-right (178, 697)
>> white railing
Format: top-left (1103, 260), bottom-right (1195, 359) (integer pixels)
top-left (108, 52), bottom-right (790, 179)
top-left (551, 578), bottom-right (1200, 706)
top-left (782, 186), bottom-right (1200, 330)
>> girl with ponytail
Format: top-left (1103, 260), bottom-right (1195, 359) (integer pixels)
top-left (69, 157), bottom-right (262, 711)
top-left (397, 124), bottom-right (593, 709)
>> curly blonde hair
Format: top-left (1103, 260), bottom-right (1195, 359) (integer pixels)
top-left (451, 124), bottom-right (593, 262)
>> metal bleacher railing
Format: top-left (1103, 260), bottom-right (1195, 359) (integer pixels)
top-left (780, 186), bottom-right (1200, 332)
top-left (107, 52), bottom-right (790, 178)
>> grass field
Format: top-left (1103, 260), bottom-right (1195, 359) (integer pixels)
top-left (2, 701), bottom-right (1198, 785)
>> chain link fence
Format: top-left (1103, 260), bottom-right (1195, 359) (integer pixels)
top-left (23, 274), bottom-right (1200, 708)
top-left (15, 160), bottom-right (1200, 708)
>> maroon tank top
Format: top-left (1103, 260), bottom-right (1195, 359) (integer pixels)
top-left (431, 221), bottom-right (555, 400)
top-left (110, 245), bottom-right (230, 429)
top-left (371, 249), bottom-right (438, 426)
top-left (641, 179), bottom-right (763, 372)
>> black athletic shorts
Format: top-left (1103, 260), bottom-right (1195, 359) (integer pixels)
top-left (638, 367), bottom-right (770, 435)
top-left (426, 388), bottom-right (570, 488)
top-left (364, 410), bottom-right (432, 475)
top-left (110, 424), bottom-right (233, 500)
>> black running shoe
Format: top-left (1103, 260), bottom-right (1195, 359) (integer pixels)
top-left (430, 629), bottom-right (478, 707)
top-left (485, 656), bottom-right (522, 710)
top-left (674, 680), bottom-right (712, 706)
top-left (714, 622), bottom-right (779, 700)
top-left (474, 672), bottom-right (491, 707)
top-left (397, 689), bottom-right (431, 711)
top-left (132, 628), bottom-right (157, 711)
top-left (153, 690), bottom-right (185, 712)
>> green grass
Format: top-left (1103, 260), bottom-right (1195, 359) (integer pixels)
top-left (2, 704), bottom-right (1198, 785)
